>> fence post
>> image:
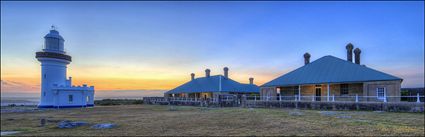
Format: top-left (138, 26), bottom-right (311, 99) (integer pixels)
top-left (417, 93), bottom-right (421, 103)
top-left (295, 95), bottom-right (297, 101)
top-left (384, 92), bottom-right (387, 103)
top-left (312, 95), bottom-right (315, 101)
top-left (332, 94), bottom-right (335, 102)
top-left (280, 95), bottom-right (282, 101)
top-left (355, 94), bottom-right (358, 102)
top-left (254, 95), bottom-right (257, 101)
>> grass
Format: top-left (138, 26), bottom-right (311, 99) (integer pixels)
top-left (1, 105), bottom-right (424, 136)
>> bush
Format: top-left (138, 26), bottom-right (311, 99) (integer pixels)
top-left (95, 99), bottom-right (144, 106)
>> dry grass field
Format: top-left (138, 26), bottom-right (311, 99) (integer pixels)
top-left (1, 105), bottom-right (424, 136)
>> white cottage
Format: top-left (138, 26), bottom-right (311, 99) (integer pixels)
top-left (35, 26), bottom-right (95, 108)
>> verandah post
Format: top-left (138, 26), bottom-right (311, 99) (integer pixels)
top-left (384, 91), bottom-right (387, 103)
top-left (417, 93), bottom-right (421, 103)
top-left (298, 85), bottom-right (301, 101)
top-left (327, 83), bottom-right (330, 102)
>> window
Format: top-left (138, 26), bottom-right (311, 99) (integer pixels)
top-left (293, 86), bottom-right (299, 95)
top-left (44, 74), bottom-right (46, 79)
top-left (340, 84), bottom-right (349, 95)
top-left (68, 95), bottom-right (73, 103)
top-left (376, 88), bottom-right (385, 100)
top-left (43, 92), bottom-right (46, 96)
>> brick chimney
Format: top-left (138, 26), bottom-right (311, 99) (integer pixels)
top-left (191, 73), bottom-right (195, 80)
top-left (205, 69), bottom-right (211, 77)
top-left (304, 52), bottom-right (311, 65)
top-left (346, 43), bottom-right (354, 62)
top-left (249, 77), bottom-right (254, 85)
top-left (354, 48), bottom-right (361, 64)
top-left (223, 67), bottom-right (229, 78)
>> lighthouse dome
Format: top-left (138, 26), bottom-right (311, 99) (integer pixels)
top-left (44, 29), bottom-right (64, 40)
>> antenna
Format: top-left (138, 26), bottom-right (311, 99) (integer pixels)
top-left (51, 25), bottom-right (56, 30)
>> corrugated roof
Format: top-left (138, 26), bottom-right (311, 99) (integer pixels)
top-left (165, 75), bottom-right (260, 94)
top-left (262, 55), bottom-right (402, 87)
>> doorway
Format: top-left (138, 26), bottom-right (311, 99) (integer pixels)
top-left (315, 88), bottom-right (321, 101)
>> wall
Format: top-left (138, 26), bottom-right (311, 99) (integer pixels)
top-left (244, 101), bottom-right (424, 112)
top-left (54, 90), bottom-right (94, 107)
top-left (260, 87), bottom-right (277, 100)
top-left (268, 83), bottom-right (395, 102)
top-left (363, 80), bottom-right (402, 102)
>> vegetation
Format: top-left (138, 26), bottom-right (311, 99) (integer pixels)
top-left (94, 99), bottom-right (143, 106)
top-left (1, 105), bottom-right (424, 136)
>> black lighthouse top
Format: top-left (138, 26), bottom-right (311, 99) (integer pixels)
top-left (36, 26), bottom-right (71, 62)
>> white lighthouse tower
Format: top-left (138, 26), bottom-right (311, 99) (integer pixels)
top-left (36, 26), bottom-right (94, 108)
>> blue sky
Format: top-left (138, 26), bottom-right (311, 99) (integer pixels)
top-left (1, 1), bottom-right (424, 91)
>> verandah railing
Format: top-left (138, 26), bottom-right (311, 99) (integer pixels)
top-left (246, 93), bottom-right (424, 103)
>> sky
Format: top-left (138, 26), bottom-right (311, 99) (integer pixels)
top-left (1, 1), bottom-right (424, 93)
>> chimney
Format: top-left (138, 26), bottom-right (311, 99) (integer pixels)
top-left (346, 43), bottom-right (354, 62)
top-left (223, 67), bottom-right (229, 78)
top-left (205, 69), bottom-right (211, 77)
top-left (249, 77), bottom-right (254, 85)
top-left (304, 52), bottom-right (311, 65)
top-left (354, 48), bottom-right (361, 64)
top-left (191, 73), bottom-right (195, 80)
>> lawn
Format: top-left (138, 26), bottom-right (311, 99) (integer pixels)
top-left (1, 105), bottom-right (424, 136)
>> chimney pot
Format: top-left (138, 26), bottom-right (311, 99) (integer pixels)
top-left (346, 43), bottom-right (354, 62)
top-left (249, 77), bottom-right (254, 85)
top-left (205, 69), bottom-right (211, 77)
top-left (223, 67), bottom-right (229, 78)
top-left (354, 48), bottom-right (361, 64)
top-left (304, 52), bottom-right (311, 65)
top-left (191, 73), bottom-right (195, 80)
top-left (354, 48), bottom-right (362, 64)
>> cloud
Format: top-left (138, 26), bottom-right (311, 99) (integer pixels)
top-left (0, 80), bottom-right (39, 93)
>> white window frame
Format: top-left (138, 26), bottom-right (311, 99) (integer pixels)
top-left (376, 87), bottom-right (386, 100)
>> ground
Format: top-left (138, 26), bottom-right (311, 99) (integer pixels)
top-left (1, 105), bottom-right (424, 136)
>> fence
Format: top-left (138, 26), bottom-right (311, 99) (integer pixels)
top-left (247, 93), bottom-right (425, 103)
top-left (143, 94), bottom-right (424, 112)
top-left (143, 95), bottom-right (240, 107)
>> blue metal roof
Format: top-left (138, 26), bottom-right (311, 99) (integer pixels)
top-left (262, 55), bottom-right (402, 87)
top-left (165, 75), bottom-right (260, 94)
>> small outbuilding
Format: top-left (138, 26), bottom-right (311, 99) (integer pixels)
top-left (165, 67), bottom-right (260, 99)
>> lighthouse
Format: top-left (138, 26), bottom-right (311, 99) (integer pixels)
top-left (36, 26), bottom-right (95, 108)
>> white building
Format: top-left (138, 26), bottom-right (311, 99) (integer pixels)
top-left (35, 27), bottom-right (95, 108)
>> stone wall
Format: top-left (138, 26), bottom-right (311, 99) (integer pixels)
top-left (244, 100), bottom-right (424, 112)
top-left (263, 82), bottom-right (401, 102)
top-left (363, 80), bottom-right (402, 102)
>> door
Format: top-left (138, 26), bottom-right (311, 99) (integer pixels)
top-left (315, 88), bottom-right (321, 101)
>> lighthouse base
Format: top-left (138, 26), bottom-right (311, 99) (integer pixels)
top-left (38, 104), bottom-right (94, 108)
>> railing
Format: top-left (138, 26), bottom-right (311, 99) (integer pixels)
top-left (246, 93), bottom-right (425, 103)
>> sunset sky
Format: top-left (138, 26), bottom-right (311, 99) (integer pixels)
top-left (1, 1), bottom-right (424, 93)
